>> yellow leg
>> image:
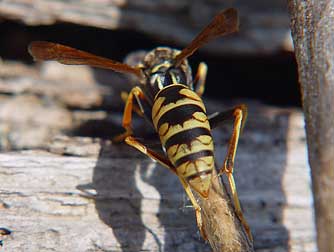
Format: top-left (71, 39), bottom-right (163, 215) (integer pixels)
top-left (216, 105), bottom-right (253, 242)
top-left (121, 91), bottom-right (144, 117)
top-left (125, 136), bottom-right (174, 171)
top-left (125, 136), bottom-right (206, 240)
top-left (113, 86), bottom-right (145, 142)
top-left (225, 170), bottom-right (253, 242)
top-left (193, 62), bottom-right (208, 97)
top-left (178, 176), bottom-right (207, 240)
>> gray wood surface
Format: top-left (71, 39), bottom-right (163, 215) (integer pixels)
top-left (288, 1), bottom-right (334, 251)
top-left (0, 48), bottom-right (315, 251)
top-left (0, 0), bottom-right (293, 54)
top-left (0, 109), bottom-right (316, 251)
top-left (0, 58), bottom-right (316, 250)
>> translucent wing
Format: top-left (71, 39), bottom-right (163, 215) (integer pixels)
top-left (28, 41), bottom-right (143, 78)
top-left (174, 8), bottom-right (239, 66)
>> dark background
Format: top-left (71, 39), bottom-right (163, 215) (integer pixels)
top-left (0, 20), bottom-right (300, 107)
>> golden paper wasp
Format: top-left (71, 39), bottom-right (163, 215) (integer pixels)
top-left (28, 8), bottom-right (252, 241)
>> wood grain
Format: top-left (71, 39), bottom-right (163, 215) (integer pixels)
top-left (288, 1), bottom-right (334, 251)
top-left (0, 55), bottom-right (315, 251)
top-left (0, 0), bottom-right (293, 54)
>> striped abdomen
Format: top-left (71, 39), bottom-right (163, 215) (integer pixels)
top-left (152, 84), bottom-right (214, 197)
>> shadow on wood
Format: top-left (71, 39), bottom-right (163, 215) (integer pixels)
top-left (89, 141), bottom-right (212, 251)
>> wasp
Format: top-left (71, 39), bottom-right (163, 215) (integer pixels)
top-left (28, 8), bottom-right (252, 241)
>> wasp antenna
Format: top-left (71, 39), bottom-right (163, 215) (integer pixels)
top-left (174, 8), bottom-right (239, 67)
top-left (28, 41), bottom-right (144, 78)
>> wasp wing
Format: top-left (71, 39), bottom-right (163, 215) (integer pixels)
top-left (174, 8), bottom-right (239, 66)
top-left (28, 41), bottom-right (143, 78)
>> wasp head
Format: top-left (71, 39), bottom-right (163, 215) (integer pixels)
top-left (138, 47), bottom-right (193, 100)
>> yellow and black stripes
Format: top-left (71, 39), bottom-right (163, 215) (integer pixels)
top-left (152, 84), bottom-right (214, 197)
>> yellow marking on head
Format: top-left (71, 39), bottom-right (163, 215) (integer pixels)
top-left (151, 61), bottom-right (172, 73)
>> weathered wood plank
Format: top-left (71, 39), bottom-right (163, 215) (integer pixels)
top-left (0, 105), bottom-right (316, 251)
top-left (0, 0), bottom-right (293, 54)
top-left (288, 1), bottom-right (334, 251)
top-left (0, 49), bottom-right (314, 250)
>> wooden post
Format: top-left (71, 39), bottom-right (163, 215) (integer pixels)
top-left (288, 1), bottom-right (334, 251)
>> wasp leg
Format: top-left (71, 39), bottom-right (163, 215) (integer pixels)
top-left (210, 105), bottom-right (253, 242)
top-left (208, 104), bottom-right (247, 131)
top-left (125, 136), bottom-right (175, 171)
top-left (125, 136), bottom-right (207, 240)
top-left (113, 86), bottom-right (146, 142)
top-left (178, 176), bottom-right (207, 240)
top-left (121, 91), bottom-right (144, 117)
top-left (193, 62), bottom-right (208, 97)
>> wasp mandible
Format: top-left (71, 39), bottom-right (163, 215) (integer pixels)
top-left (28, 8), bottom-right (252, 241)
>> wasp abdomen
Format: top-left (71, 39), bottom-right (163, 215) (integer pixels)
top-left (152, 84), bottom-right (214, 197)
